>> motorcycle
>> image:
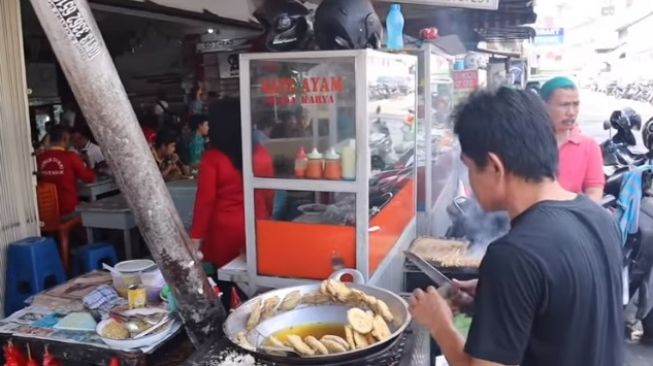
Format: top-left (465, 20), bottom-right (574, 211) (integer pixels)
top-left (603, 116), bottom-right (653, 342)
top-left (601, 109), bottom-right (646, 197)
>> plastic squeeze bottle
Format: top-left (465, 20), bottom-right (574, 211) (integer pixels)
top-left (324, 148), bottom-right (342, 180)
top-left (341, 140), bottom-right (356, 181)
top-left (294, 146), bottom-right (308, 178)
top-left (306, 148), bottom-right (324, 179)
top-left (386, 4), bottom-right (404, 50)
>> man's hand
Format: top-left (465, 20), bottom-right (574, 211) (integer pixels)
top-left (409, 286), bottom-right (454, 336)
top-left (450, 279), bottom-right (477, 313)
top-left (453, 279), bottom-right (478, 296)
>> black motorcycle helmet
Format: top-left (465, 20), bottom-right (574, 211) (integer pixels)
top-left (265, 12), bottom-right (313, 51)
top-left (643, 117), bottom-right (653, 151)
top-left (610, 107), bottom-right (642, 131)
top-left (314, 0), bottom-right (383, 50)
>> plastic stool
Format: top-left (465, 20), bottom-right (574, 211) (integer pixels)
top-left (5, 237), bottom-right (66, 316)
top-left (72, 242), bottom-right (118, 275)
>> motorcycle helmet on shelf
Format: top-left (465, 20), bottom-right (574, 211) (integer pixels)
top-left (610, 107), bottom-right (642, 131)
top-left (314, 0), bottom-right (383, 50)
top-left (265, 12), bottom-right (314, 52)
top-left (643, 117), bottom-right (653, 151)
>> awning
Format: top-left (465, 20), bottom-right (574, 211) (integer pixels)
top-left (88, 0), bottom-right (262, 31)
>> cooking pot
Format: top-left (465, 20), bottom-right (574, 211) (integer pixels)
top-left (223, 269), bottom-right (411, 363)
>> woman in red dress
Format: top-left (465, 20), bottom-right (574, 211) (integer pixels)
top-left (190, 99), bottom-right (274, 294)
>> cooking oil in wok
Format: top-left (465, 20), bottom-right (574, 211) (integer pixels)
top-left (266, 322), bottom-right (346, 345)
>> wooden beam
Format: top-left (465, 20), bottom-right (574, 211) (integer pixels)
top-left (28, 0), bottom-right (225, 346)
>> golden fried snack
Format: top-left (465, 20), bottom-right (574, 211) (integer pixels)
top-left (321, 335), bottom-right (350, 350)
top-left (371, 314), bottom-right (392, 341)
top-left (304, 336), bottom-right (329, 355)
top-left (268, 335), bottom-right (285, 348)
top-left (345, 289), bottom-right (367, 307)
top-left (373, 299), bottom-right (394, 322)
top-left (246, 299), bottom-right (263, 330)
top-left (320, 280), bottom-right (329, 295)
top-left (347, 307), bottom-right (373, 334)
top-left (101, 320), bottom-right (129, 340)
top-left (344, 325), bottom-right (356, 350)
top-left (286, 334), bottom-right (315, 356)
top-left (279, 290), bottom-right (302, 311)
top-left (237, 331), bottom-right (255, 351)
top-left (328, 280), bottom-right (352, 302)
top-left (301, 291), bottom-right (331, 305)
top-left (352, 330), bottom-right (370, 349)
top-left (362, 294), bottom-right (378, 308)
top-left (321, 338), bottom-right (347, 354)
top-left (261, 296), bottom-right (280, 319)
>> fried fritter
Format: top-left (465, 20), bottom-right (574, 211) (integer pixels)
top-left (371, 314), bottom-right (391, 341)
top-left (261, 296), bottom-right (280, 319)
top-left (286, 334), bottom-right (315, 356)
top-left (246, 299), bottom-right (263, 330)
top-left (279, 290), bottom-right (302, 311)
top-left (347, 307), bottom-right (374, 334)
top-left (304, 336), bottom-right (329, 355)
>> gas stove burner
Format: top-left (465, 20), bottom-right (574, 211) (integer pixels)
top-left (185, 325), bottom-right (418, 366)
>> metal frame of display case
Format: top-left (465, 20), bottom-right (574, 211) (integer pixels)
top-left (412, 44), bottom-right (461, 237)
top-left (237, 49), bottom-right (417, 292)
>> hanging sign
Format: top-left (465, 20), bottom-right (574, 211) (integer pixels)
top-left (196, 37), bottom-right (249, 53)
top-left (376, 0), bottom-right (499, 11)
top-left (218, 53), bottom-right (240, 78)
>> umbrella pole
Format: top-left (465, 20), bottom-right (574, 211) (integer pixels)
top-left (28, 0), bottom-right (226, 346)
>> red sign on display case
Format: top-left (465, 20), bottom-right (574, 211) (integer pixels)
top-left (453, 70), bottom-right (479, 90)
top-left (261, 76), bottom-right (345, 105)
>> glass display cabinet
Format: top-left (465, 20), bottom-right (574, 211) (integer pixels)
top-left (239, 50), bottom-right (418, 291)
top-left (413, 44), bottom-right (461, 237)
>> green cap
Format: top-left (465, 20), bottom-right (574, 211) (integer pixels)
top-left (540, 76), bottom-right (577, 101)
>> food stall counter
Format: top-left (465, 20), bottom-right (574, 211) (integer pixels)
top-left (231, 50), bottom-right (419, 292)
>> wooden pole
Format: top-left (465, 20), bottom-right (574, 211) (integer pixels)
top-left (29, 0), bottom-right (225, 345)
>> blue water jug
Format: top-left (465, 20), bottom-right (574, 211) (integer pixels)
top-left (386, 4), bottom-right (404, 50)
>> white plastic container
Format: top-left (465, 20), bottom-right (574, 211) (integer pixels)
top-left (341, 139), bottom-right (356, 180)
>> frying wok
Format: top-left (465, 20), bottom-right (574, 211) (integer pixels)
top-left (223, 269), bottom-right (411, 364)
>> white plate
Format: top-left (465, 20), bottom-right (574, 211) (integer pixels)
top-left (96, 308), bottom-right (174, 350)
top-left (115, 259), bottom-right (155, 273)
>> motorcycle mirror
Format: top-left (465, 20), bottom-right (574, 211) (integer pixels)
top-left (603, 120), bottom-right (611, 130)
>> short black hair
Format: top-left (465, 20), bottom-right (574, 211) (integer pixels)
top-left (190, 114), bottom-right (209, 131)
top-left (72, 125), bottom-right (92, 140)
top-left (155, 129), bottom-right (177, 148)
top-left (453, 87), bottom-right (558, 182)
top-left (49, 125), bottom-right (70, 144)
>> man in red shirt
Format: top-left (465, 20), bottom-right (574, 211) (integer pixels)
top-left (540, 77), bottom-right (605, 202)
top-left (37, 125), bottom-right (96, 216)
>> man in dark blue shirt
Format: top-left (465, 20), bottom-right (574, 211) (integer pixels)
top-left (409, 88), bottom-right (624, 366)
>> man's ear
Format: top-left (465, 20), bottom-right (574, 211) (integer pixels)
top-left (486, 152), bottom-right (505, 178)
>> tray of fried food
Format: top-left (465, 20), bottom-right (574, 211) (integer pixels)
top-left (409, 237), bottom-right (481, 268)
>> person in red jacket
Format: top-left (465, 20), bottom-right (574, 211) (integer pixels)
top-left (37, 125), bottom-right (96, 216)
top-left (190, 99), bottom-right (273, 307)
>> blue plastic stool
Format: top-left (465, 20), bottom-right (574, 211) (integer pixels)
top-left (72, 242), bottom-right (118, 275)
top-left (5, 237), bottom-right (66, 316)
